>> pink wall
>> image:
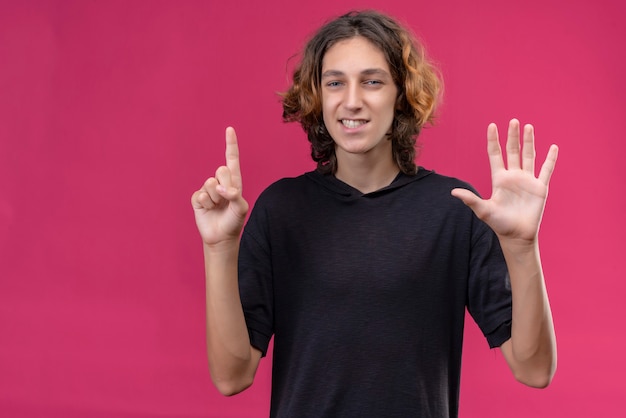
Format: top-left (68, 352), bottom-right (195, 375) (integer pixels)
top-left (1, 0), bottom-right (624, 416)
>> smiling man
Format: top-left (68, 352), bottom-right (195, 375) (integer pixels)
top-left (191, 10), bottom-right (557, 418)
top-left (321, 37), bottom-right (399, 193)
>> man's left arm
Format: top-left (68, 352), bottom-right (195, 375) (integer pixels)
top-left (452, 118), bottom-right (558, 388)
top-left (497, 237), bottom-right (556, 388)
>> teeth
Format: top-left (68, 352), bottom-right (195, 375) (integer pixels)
top-left (341, 120), bottom-right (366, 129)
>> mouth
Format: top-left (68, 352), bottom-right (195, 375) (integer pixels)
top-left (340, 119), bottom-right (368, 129)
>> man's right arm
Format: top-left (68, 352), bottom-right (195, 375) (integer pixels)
top-left (191, 127), bottom-right (262, 396)
top-left (203, 240), bottom-right (262, 396)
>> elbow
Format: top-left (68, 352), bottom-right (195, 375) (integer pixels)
top-left (506, 339), bottom-right (557, 389)
top-left (213, 375), bottom-right (254, 397)
top-left (513, 364), bottom-right (556, 389)
top-left (516, 372), bottom-right (553, 389)
top-left (207, 348), bottom-right (260, 396)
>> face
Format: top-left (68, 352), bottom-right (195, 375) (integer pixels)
top-left (321, 36), bottom-right (398, 163)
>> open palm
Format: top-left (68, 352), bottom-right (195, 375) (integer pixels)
top-left (452, 119), bottom-right (558, 243)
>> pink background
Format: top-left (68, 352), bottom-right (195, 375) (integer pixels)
top-left (1, 0), bottom-right (624, 416)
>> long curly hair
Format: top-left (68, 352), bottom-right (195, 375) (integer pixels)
top-left (281, 10), bottom-right (442, 175)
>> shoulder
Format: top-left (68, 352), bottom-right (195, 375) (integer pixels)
top-left (249, 172), bottom-right (323, 218)
top-left (399, 168), bottom-right (480, 208)
top-left (244, 173), bottom-right (321, 235)
top-left (255, 173), bottom-right (311, 202)
top-left (415, 168), bottom-right (477, 193)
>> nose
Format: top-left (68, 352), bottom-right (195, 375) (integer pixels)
top-left (343, 83), bottom-right (363, 111)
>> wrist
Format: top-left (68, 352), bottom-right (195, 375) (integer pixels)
top-left (497, 234), bottom-right (539, 252)
top-left (498, 235), bottom-right (541, 265)
top-left (204, 238), bottom-right (240, 255)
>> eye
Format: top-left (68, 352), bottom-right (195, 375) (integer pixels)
top-left (363, 80), bottom-right (382, 86)
top-left (326, 81), bottom-right (343, 88)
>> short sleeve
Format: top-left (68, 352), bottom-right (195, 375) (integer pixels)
top-left (238, 202), bottom-right (275, 357)
top-left (466, 218), bottom-right (513, 348)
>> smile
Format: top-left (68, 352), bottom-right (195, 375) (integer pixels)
top-left (341, 119), bottom-right (368, 129)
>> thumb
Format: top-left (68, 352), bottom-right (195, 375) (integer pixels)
top-left (217, 185), bottom-right (249, 218)
top-left (451, 188), bottom-right (487, 219)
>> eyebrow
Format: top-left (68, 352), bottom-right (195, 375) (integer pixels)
top-left (321, 68), bottom-right (391, 79)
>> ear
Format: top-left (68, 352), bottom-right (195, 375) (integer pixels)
top-left (395, 91), bottom-right (405, 111)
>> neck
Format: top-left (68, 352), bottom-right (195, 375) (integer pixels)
top-left (334, 151), bottom-right (400, 194)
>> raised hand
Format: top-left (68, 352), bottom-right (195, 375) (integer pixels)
top-left (451, 119), bottom-right (558, 243)
top-left (191, 127), bottom-right (249, 246)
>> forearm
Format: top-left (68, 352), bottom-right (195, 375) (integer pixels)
top-left (500, 238), bottom-right (557, 387)
top-left (204, 241), bottom-right (260, 395)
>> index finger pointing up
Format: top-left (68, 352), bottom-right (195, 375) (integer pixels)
top-left (225, 126), bottom-right (243, 190)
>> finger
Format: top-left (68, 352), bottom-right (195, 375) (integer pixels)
top-left (538, 144), bottom-right (559, 185)
top-left (225, 127), bottom-right (243, 190)
top-left (191, 177), bottom-right (223, 210)
top-left (190, 190), bottom-right (204, 209)
top-left (522, 124), bottom-right (536, 175)
top-left (214, 165), bottom-right (249, 217)
top-left (204, 176), bottom-right (224, 205)
top-left (506, 119), bottom-right (521, 170)
top-left (451, 188), bottom-right (489, 221)
top-left (196, 191), bottom-right (216, 209)
top-left (487, 123), bottom-right (505, 173)
top-left (215, 165), bottom-right (232, 190)
top-left (191, 187), bottom-right (216, 210)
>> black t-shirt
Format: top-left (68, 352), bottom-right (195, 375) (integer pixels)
top-left (238, 169), bottom-right (512, 418)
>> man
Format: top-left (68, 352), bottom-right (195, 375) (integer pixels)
top-left (191, 10), bottom-right (557, 417)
